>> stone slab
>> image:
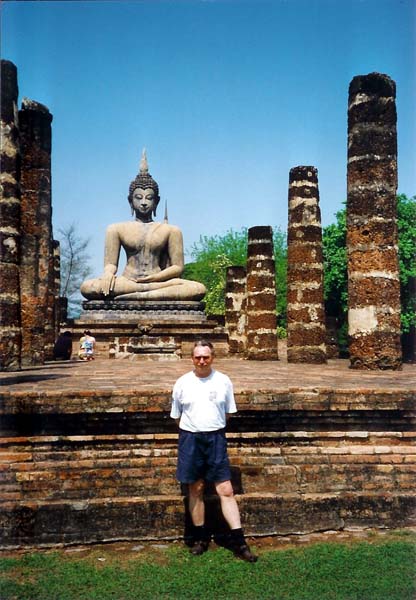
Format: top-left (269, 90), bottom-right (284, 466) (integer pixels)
top-left (1, 492), bottom-right (414, 549)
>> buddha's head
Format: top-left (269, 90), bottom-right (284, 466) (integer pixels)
top-left (128, 150), bottom-right (160, 216)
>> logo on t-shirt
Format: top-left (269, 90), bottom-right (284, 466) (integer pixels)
top-left (209, 391), bottom-right (217, 402)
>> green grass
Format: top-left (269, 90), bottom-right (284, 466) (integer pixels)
top-left (0, 536), bottom-right (415, 600)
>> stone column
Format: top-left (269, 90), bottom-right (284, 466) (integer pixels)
top-left (19, 99), bottom-right (53, 366)
top-left (225, 266), bottom-right (247, 355)
top-left (245, 226), bottom-right (278, 360)
top-left (44, 240), bottom-right (60, 360)
top-left (286, 167), bottom-right (327, 363)
top-left (53, 240), bottom-right (61, 338)
top-left (0, 60), bottom-right (21, 371)
top-left (347, 73), bottom-right (401, 369)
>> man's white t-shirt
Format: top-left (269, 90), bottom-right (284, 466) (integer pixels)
top-left (170, 369), bottom-right (237, 433)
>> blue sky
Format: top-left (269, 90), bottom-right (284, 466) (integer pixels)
top-left (2, 0), bottom-right (415, 277)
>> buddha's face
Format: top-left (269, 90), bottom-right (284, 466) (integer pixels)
top-left (131, 187), bottom-right (156, 219)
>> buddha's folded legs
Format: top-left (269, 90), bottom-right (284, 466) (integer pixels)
top-left (81, 275), bottom-right (206, 301)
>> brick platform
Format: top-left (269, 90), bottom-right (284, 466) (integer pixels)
top-left (1, 356), bottom-right (415, 548)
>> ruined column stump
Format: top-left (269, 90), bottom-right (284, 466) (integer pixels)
top-left (347, 73), bottom-right (402, 369)
top-left (0, 60), bottom-right (21, 371)
top-left (19, 99), bottom-right (53, 366)
top-left (225, 266), bottom-right (247, 355)
top-left (246, 226), bottom-right (278, 360)
top-left (287, 167), bottom-right (326, 363)
top-left (325, 316), bottom-right (340, 359)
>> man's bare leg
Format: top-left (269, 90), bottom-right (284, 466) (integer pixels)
top-left (188, 479), bottom-right (205, 526)
top-left (188, 480), bottom-right (210, 555)
top-left (215, 479), bottom-right (258, 563)
top-left (215, 480), bottom-right (241, 529)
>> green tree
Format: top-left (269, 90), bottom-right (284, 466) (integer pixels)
top-left (184, 227), bottom-right (287, 325)
top-left (58, 223), bottom-right (92, 318)
top-left (322, 205), bottom-right (347, 317)
top-left (397, 194), bottom-right (416, 334)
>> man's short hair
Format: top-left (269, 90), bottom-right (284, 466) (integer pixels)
top-left (192, 340), bottom-right (214, 355)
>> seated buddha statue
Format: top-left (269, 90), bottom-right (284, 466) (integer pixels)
top-left (80, 151), bottom-right (206, 302)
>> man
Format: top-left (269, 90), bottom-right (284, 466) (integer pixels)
top-left (170, 340), bottom-right (258, 563)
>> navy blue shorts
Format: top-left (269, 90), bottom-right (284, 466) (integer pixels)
top-left (176, 428), bottom-right (231, 484)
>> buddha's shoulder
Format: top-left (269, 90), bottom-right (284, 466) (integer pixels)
top-left (105, 221), bottom-right (183, 234)
top-left (164, 223), bottom-right (182, 235)
top-left (106, 221), bottom-right (137, 233)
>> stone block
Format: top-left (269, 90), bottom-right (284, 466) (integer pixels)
top-left (287, 347), bottom-right (327, 364)
top-left (348, 277), bottom-right (400, 308)
top-left (348, 248), bottom-right (399, 273)
top-left (287, 286), bottom-right (324, 305)
top-left (349, 128), bottom-right (397, 157)
top-left (348, 159), bottom-right (397, 188)
top-left (287, 306), bottom-right (326, 324)
top-left (287, 325), bottom-right (326, 346)
top-left (347, 220), bottom-right (398, 247)
top-left (287, 225), bottom-right (322, 244)
top-left (287, 266), bottom-right (323, 283)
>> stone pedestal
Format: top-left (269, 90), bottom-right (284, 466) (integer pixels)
top-left (72, 300), bottom-right (228, 359)
top-left (79, 300), bottom-right (207, 322)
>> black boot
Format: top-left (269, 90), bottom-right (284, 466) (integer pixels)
top-left (190, 525), bottom-right (210, 556)
top-left (230, 528), bottom-right (258, 563)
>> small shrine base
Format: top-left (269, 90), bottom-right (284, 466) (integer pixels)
top-left (71, 300), bottom-right (228, 359)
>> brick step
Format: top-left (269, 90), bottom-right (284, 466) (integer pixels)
top-left (2, 464), bottom-right (414, 501)
top-left (2, 436), bottom-right (415, 502)
top-left (2, 430), bottom-right (415, 447)
top-left (1, 491), bottom-right (415, 549)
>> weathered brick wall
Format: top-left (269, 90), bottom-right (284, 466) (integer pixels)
top-left (2, 432), bottom-right (414, 503)
top-left (246, 226), bottom-right (278, 360)
top-left (225, 266), bottom-right (247, 355)
top-left (1, 388), bottom-right (414, 547)
top-left (347, 73), bottom-right (401, 369)
top-left (19, 100), bottom-right (53, 366)
top-left (287, 166), bottom-right (326, 363)
top-left (0, 60), bottom-right (21, 371)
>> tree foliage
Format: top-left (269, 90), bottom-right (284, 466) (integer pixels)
top-left (184, 227), bottom-right (287, 324)
top-left (397, 194), bottom-right (416, 333)
top-left (323, 194), bottom-right (416, 334)
top-left (58, 223), bottom-right (92, 318)
top-left (322, 205), bottom-right (347, 319)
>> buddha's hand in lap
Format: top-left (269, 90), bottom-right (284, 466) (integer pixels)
top-left (134, 274), bottom-right (156, 283)
top-left (101, 272), bottom-right (116, 296)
